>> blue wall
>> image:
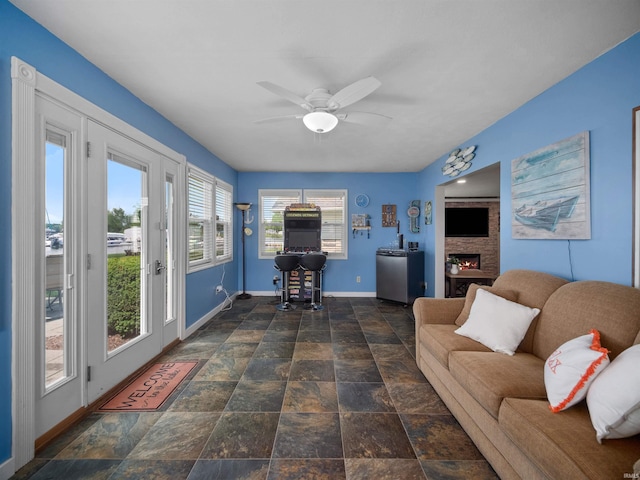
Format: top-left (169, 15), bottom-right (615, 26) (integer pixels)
top-left (418, 32), bottom-right (640, 294)
top-left (0, 1), bottom-right (238, 464)
top-left (238, 172), bottom-right (420, 294)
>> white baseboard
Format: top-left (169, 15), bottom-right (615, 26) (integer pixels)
top-left (246, 291), bottom-right (281, 298)
top-left (182, 293), bottom-right (237, 339)
top-left (0, 457), bottom-right (15, 480)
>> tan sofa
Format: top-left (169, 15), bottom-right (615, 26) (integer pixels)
top-left (414, 269), bottom-right (640, 479)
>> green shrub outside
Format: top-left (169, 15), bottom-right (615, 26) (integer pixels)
top-left (107, 255), bottom-right (141, 338)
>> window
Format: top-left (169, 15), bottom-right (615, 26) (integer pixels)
top-left (304, 189), bottom-right (347, 258)
top-left (188, 165), bottom-right (233, 271)
top-left (259, 189), bottom-right (301, 258)
top-left (258, 189), bottom-right (348, 259)
top-left (215, 179), bottom-right (233, 262)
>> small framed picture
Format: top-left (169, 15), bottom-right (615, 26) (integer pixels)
top-left (424, 201), bottom-right (432, 225)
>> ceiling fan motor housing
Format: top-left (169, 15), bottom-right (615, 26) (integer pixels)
top-left (305, 88), bottom-right (334, 110)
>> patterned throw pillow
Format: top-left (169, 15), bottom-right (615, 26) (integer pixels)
top-left (544, 329), bottom-right (609, 413)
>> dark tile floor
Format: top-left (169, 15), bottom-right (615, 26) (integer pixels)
top-left (13, 296), bottom-right (498, 480)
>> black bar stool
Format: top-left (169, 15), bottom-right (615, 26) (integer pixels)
top-left (299, 253), bottom-right (327, 311)
top-left (274, 254), bottom-right (301, 311)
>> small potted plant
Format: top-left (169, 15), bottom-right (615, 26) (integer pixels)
top-left (448, 256), bottom-right (460, 274)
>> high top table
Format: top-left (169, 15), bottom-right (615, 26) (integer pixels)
top-left (446, 269), bottom-right (497, 298)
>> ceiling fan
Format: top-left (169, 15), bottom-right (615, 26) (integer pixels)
top-left (255, 76), bottom-right (391, 133)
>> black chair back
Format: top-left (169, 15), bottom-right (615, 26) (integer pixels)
top-left (275, 254), bottom-right (301, 272)
top-left (299, 253), bottom-right (327, 271)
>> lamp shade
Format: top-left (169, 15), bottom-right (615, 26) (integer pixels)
top-left (234, 202), bottom-right (251, 211)
top-left (303, 111), bottom-right (338, 133)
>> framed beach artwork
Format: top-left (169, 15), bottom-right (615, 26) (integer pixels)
top-left (633, 106), bottom-right (640, 288)
top-left (511, 131), bottom-right (591, 239)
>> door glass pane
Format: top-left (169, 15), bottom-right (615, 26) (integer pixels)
top-left (165, 175), bottom-right (175, 323)
top-left (107, 155), bottom-right (147, 352)
top-left (44, 135), bottom-right (67, 387)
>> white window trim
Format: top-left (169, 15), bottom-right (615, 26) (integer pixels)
top-left (258, 188), bottom-right (348, 260)
top-left (187, 164), bottom-right (233, 272)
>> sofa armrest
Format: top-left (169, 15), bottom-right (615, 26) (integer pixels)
top-left (413, 297), bottom-right (465, 328)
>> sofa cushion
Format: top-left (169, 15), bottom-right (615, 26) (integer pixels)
top-left (500, 397), bottom-right (640, 480)
top-left (492, 269), bottom-right (569, 353)
top-left (544, 329), bottom-right (610, 413)
top-left (449, 350), bottom-right (546, 418)
top-left (454, 289), bottom-right (540, 355)
top-left (454, 283), bottom-right (519, 326)
top-left (491, 269), bottom-right (569, 309)
top-left (587, 344), bottom-right (640, 443)
top-left (533, 281), bottom-right (640, 361)
top-left (419, 324), bottom-right (491, 369)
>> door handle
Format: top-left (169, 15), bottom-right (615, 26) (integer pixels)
top-left (155, 260), bottom-right (166, 275)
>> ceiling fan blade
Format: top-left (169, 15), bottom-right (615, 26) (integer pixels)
top-left (336, 111), bottom-right (392, 128)
top-left (254, 114), bottom-right (303, 124)
top-left (327, 76), bottom-right (382, 110)
top-left (257, 81), bottom-right (311, 111)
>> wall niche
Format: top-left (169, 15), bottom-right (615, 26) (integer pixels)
top-left (445, 201), bottom-right (500, 276)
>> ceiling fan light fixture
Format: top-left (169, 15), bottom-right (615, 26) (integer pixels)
top-left (303, 111), bottom-right (338, 133)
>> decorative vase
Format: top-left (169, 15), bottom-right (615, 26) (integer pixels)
top-left (450, 264), bottom-right (459, 275)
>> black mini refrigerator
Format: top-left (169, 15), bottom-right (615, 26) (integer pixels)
top-left (376, 249), bottom-right (424, 305)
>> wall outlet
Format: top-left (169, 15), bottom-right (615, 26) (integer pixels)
top-left (273, 275), bottom-right (279, 285)
top-left (356, 276), bottom-right (361, 283)
top-left (215, 285), bottom-right (223, 293)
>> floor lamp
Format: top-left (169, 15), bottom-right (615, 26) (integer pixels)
top-left (235, 202), bottom-right (252, 300)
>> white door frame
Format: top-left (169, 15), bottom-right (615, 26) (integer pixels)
top-left (11, 56), bottom-right (186, 471)
top-left (434, 184), bottom-right (446, 298)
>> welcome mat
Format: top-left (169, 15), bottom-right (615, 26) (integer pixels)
top-left (98, 361), bottom-right (198, 412)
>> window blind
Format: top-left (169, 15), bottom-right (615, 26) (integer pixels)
top-left (258, 189), bottom-right (301, 258)
top-left (188, 170), bottom-right (214, 266)
top-left (304, 189), bottom-right (347, 257)
top-left (215, 179), bottom-right (233, 262)
top-left (258, 189), bottom-right (347, 259)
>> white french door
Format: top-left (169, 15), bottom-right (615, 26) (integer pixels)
top-left (34, 114), bottom-right (183, 436)
top-left (86, 120), bottom-right (178, 403)
top-left (34, 95), bottom-right (83, 438)
top-left (162, 168), bottom-right (180, 346)
top-left (14, 57), bottom-right (186, 470)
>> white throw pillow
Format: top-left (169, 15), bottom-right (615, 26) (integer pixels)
top-left (544, 330), bottom-right (610, 413)
top-left (454, 288), bottom-right (540, 355)
top-left (587, 344), bottom-right (640, 443)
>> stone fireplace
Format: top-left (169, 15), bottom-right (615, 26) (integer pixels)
top-left (445, 200), bottom-right (500, 276)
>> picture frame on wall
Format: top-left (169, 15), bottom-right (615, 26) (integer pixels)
top-left (511, 131), bottom-right (591, 240)
top-left (424, 201), bottom-right (432, 225)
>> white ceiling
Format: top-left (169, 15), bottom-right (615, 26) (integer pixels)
top-left (444, 162), bottom-right (501, 199)
top-left (11, 1), bottom-right (640, 173)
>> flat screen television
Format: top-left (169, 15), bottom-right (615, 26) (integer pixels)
top-left (285, 229), bottom-right (321, 251)
top-left (445, 207), bottom-right (489, 237)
